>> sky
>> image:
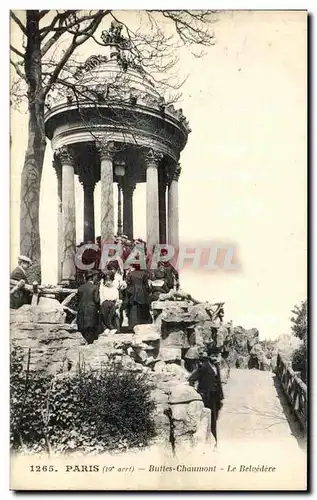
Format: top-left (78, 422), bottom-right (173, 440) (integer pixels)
top-left (10, 10), bottom-right (307, 340)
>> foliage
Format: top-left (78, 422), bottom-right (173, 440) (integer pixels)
top-left (290, 299), bottom-right (307, 342)
top-left (290, 300), bottom-right (307, 384)
top-left (10, 347), bottom-right (51, 449)
top-left (259, 339), bottom-right (277, 360)
top-left (292, 344), bottom-right (307, 384)
top-left (10, 347), bottom-right (156, 454)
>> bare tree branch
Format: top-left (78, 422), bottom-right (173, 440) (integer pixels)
top-left (10, 11), bottom-right (27, 35)
top-left (40, 11), bottom-right (70, 44)
top-left (160, 10), bottom-right (215, 47)
top-left (43, 12), bottom-right (106, 96)
top-left (10, 59), bottom-right (26, 81)
top-left (41, 11), bottom-right (111, 56)
top-left (10, 44), bottom-right (24, 59)
top-left (38, 10), bottom-right (50, 20)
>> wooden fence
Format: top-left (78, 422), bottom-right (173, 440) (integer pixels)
top-left (10, 278), bottom-right (77, 317)
top-left (275, 353), bottom-right (307, 432)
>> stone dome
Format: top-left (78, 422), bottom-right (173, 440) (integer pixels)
top-left (75, 55), bottom-right (161, 103)
top-left (45, 47), bottom-right (191, 168)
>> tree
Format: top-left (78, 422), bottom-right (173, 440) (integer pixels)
top-left (292, 343), bottom-right (307, 384)
top-left (290, 299), bottom-right (307, 343)
top-left (290, 299), bottom-right (307, 383)
top-left (10, 10), bottom-right (215, 282)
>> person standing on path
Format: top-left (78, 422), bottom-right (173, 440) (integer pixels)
top-left (188, 347), bottom-right (224, 445)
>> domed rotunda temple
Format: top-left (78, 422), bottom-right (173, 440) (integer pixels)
top-left (45, 23), bottom-right (190, 282)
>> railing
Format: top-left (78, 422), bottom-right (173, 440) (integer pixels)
top-left (10, 279), bottom-right (78, 317)
top-left (275, 353), bottom-right (307, 432)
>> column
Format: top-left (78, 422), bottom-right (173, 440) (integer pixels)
top-left (168, 163), bottom-right (181, 251)
top-left (54, 159), bottom-right (63, 283)
top-left (55, 146), bottom-right (77, 282)
top-left (83, 183), bottom-right (95, 242)
top-left (117, 182), bottom-right (123, 236)
top-left (98, 141), bottom-right (115, 243)
top-left (123, 181), bottom-right (135, 240)
top-left (145, 149), bottom-right (162, 254)
top-left (159, 180), bottom-right (167, 244)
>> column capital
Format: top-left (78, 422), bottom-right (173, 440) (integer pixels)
top-left (54, 145), bottom-right (75, 166)
top-left (144, 148), bottom-right (163, 168)
top-left (97, 140), bottom-right (117, 161)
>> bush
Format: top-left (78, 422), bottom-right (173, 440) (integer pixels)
top-left (10, 347), bottom-right (52, 450)
top-left (10, 347), bottom-right (156, 454)
top-left (290, 299), bottom-right (307, 384)
top-left (292, 344), bottom-right (307, 384)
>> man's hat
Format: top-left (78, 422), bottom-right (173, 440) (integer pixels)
top-left (207, 345), bottom-right (221, 356)
top-left (18, 255), bottom-right (32, 264)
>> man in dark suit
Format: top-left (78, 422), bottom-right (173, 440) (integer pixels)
top-left (157, 249), bottom-right (180, 291)
top-left (10, 255), bottom-right (32, 308)
top-left (188, 347), bottom-right (224, 444)
top-left (162, 261), bottom-right (180, 291)
top-left (126, 265), bottom-right (152, 329)
top-left (76, 271), bottom-right (100, 344)
top-left (10, 255), bottom-right (32, 281)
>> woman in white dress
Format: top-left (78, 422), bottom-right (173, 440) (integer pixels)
top-left (99, 268), bottom-right (126, 333)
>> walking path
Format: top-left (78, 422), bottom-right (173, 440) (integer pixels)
top-left (218, 368), bottom-right (305, 446)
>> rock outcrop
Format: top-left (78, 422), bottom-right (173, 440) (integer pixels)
top-left (64, 326), bottom-right (213, 447)
top-left (10, 288), bottom-right (269, 450)
top-left (10, 298), bottom-right (84, 374)
top-left (224, 326), bottom-right (260, 368)
top-left (11, 298), bottom-right (66, 325)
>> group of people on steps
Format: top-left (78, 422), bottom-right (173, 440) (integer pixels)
top-left (10, 251), bottom-right (224, 446)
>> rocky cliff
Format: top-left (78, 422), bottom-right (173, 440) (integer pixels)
top-left (10, 289), bottom-right (274, 450)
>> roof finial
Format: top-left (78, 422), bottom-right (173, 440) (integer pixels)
top-left (101, 21), bottom-right (131, 58)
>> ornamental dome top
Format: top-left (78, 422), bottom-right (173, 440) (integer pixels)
top-left (73, 20), bottom-right (159, 98)
top-left (74, 54), bottom-right (161, 104)
top-left (45, 22), bottom-right (191, 135)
